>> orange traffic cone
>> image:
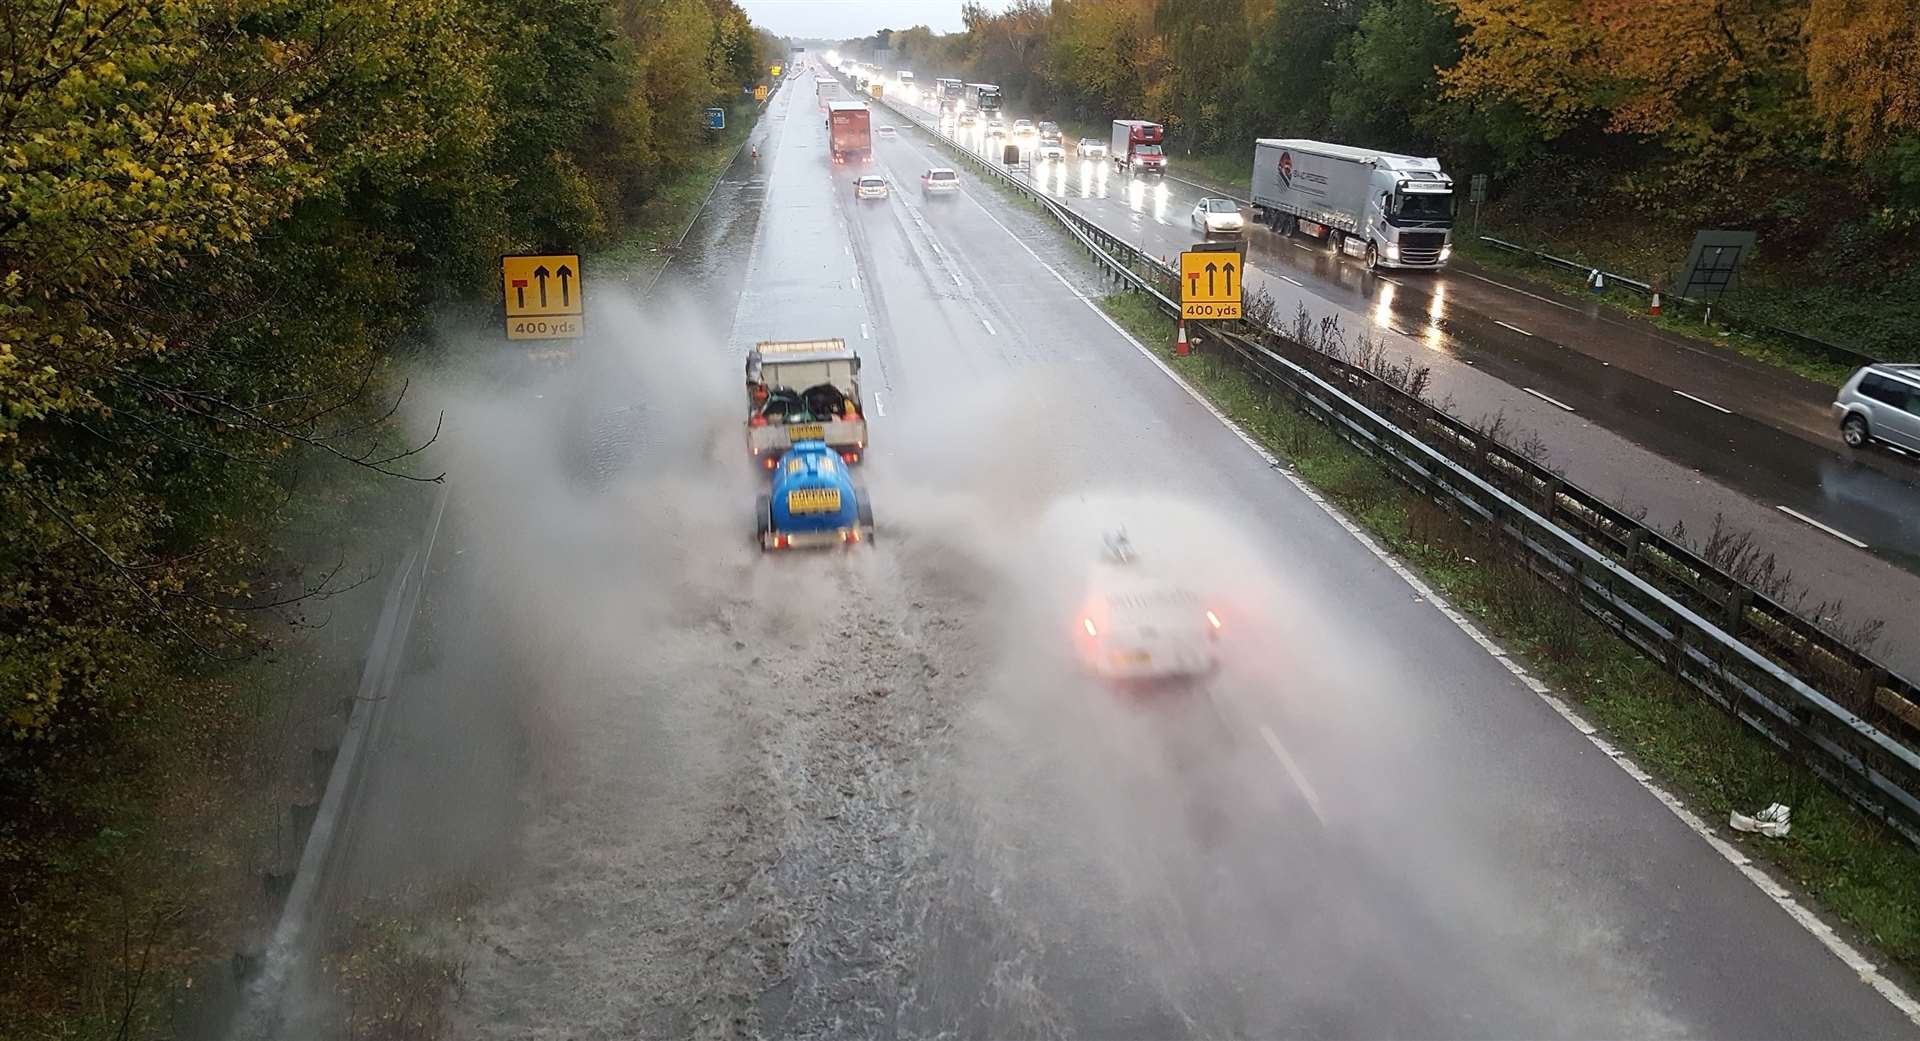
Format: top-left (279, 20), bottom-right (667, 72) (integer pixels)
top-left (1649, 291), bottom-right (1662, 316)
top-left (1175, 320), bottom-right (1191, 356)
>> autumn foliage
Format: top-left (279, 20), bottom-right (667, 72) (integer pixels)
top-left (0, 0), bottom-right (773, 1025)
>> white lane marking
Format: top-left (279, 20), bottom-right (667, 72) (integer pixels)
top-left (844, 245), bottom-right (851, 256)
top-left (1524, 387), bottom-right (1576, 411)
top-left (1778, 506), bottom-right (1869, 549)
top-left (1279, 274), bottom-right (1305, 287)
top-left (1455, 268), bottom-right (1581, 313)
top-left (1496, 320), bottom-right (1533, 337)
top-left (873, 391), bottom-right (887, 417)
top-left (966, 210), bottom-right (1920, 1024)
top-left (1673, 389), bottom-right (1734, 415)
top-left (860, 322), bottom-right (870, 340)
top-left (850, 273), bottom-right (859, 291)
top-left (1292, 241), bottom-right (1314, 253)
top-left (1258, 725), bottom-right (1327, 827)
top-left (1376, 275), bottom-right (1401, 286)
top-left (981, 317), bottom-right (997, 335)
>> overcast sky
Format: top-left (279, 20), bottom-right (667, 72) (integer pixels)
top-left (739, 0), bottom-right (1000, 41)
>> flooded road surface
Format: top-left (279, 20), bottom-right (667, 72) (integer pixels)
top-left (320, 70), bottom-right (1920, 1039)
top-left (901, 96), bottom-right (1920, 678)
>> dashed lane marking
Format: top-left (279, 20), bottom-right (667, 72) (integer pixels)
top-left (981, 317), bottom-right (997, 336)
top-left (873, 391), bottom-right (886, 417)
top-left (1524, 387), bottom-right (1576, 411)
top-left (1279, 274), bottom-right (1305, 287)
top-left (1778, 506), bottom-right (1869, 549)
top-left (1258, 725), bottom-right (1328, 827)
top-left (1496, 320), bottom-right (1533, 337)
top-left (1673, 389), bottom-right (1734, 415)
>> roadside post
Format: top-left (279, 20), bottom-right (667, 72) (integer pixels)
top-left (1470, 173), bottom-right (1488, 237)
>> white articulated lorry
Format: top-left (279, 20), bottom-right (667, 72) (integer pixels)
top-left (1249, 139), bottom-right (1455, 270)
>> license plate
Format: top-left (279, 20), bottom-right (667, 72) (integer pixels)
top-left (787, 487), bottom-right (841, 514)
top-left (1112, 650), bottom-right (1151, 667)
top-left (787, 424), bottom-right (824, 442)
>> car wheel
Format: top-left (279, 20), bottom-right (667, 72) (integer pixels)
top-left (1842, 413), bottom-right (1870, 448)
top-left (756, 494), bottom-right (772, 549)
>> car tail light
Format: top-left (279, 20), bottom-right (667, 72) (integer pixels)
top-left (773, 535), bottom-right (791, 549)
top-left (842, 529), bottom-right (861, 543)
top-left (763, 456), bottom-right (777, 470)
top-left (1082, 618), bottom-right (1098, 637)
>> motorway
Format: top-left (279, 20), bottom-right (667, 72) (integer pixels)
top-left (879, 90), bottom-right (1920, 680)
top-left (337, 68), bottom-right (1920, 1038)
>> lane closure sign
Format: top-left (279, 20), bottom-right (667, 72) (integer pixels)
top-left (1179, 246), bottom-right (1241, 320)
top-left (501, 253), bottom-right (583, 340)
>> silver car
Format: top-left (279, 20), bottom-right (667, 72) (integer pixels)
top-left (854, 174), bottom-right (889, 200)
top-left (1077, 138), bottom-right (1107, 158)
top-left (1834, 364), bottom-right (1920, 452)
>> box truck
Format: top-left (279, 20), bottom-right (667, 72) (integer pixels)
top-left (1249, 139), bottom-right (1455, 270)
top-left (1111, 120), bottom-right (1167, 177)
top-left (828, 102), bottom-right (871, 164)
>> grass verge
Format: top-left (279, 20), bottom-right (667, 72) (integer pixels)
top-left (596, 98), bottom-right (765, 285)
top-left (1454, 237), bottom-right (1869, 387)
top-left (1099, 288), bottom-right (1920, 979)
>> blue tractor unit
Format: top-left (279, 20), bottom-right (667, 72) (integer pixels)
top-left (757, 440), bottom-right (875, 551)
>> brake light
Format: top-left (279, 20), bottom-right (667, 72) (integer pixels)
top-left (1206, 610), bottom-right (1222, 630)
top-left (1082, 618), bottom-right (1098, 637)
top-left (773, 535), bottom-right (791, 549)
top-left (763, 456), bottom-right (777, 470)
top-left (842, 529), bottom-right (861, 543)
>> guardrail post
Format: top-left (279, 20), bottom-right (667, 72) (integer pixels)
top-left (1722, 588), bottom-right (1751, 640)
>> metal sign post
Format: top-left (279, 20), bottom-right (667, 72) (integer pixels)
top-left (1470, 173), bottom-right (1488, 237)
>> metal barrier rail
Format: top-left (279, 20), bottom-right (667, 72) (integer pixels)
top-left (867, 82), bottom-right (1920, 843)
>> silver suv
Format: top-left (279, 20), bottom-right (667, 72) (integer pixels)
top-left (1834, 363), bottom-right (1920, 452)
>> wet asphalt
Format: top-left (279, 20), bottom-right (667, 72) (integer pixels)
top-left (880, 94), bottom-right (1920, 681)
top-left (418, 68), bottom-right (1920, 1038)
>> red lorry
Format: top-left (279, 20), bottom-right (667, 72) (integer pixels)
top-left (828, 102), bottom-right (872, 165)
top-left (1110, 119), bottom-right (1167, 177)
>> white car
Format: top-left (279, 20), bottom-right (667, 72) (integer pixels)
top-left (986, 119), bottom-right (1006, 138)
top-left (854, 175), bottom-right (889, 200)
top-left (1074, 533), bottom-right (1221, 682)
top-left (1192, 198), bottom-right (1246, 237)
top-left (921, 167), bottom-right (960, 196)
top-left (1035, 140), bottom-right (1065, 160)
top-left (1011, 118), bottom-right (1037, 140)
top-left (877, 124), bottom-right (897, 138)
top-left (1077, 138), bottom-right (1107, 158)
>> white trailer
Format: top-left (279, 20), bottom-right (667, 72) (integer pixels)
top-left (1249, 139), bottom-right (1455, 270)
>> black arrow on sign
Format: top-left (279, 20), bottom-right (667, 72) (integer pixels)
top-left (533, 265), bottom-right (550, 308)
top-left (1223, 261), bottom-right (1237, 296)
top-left (557, 264), bottom-right (574, 307)
top-left (1205, 260), bottom-right (1218, 295)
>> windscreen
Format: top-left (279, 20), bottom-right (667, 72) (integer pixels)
top-left (1207, 199), bottom-right (1239, 212)
top-left (1136, 144), bottom-right (1164, 156)
top-left (1396, 191), bottom-right (1454, 221)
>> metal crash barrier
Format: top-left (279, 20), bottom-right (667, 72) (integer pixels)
top-left (862, 81), bottom-right (1920, 845)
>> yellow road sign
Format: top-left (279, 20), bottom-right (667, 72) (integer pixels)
top-left (1179, 248), bottom-right (1242, 320)
top-left (771, 64), bottom-right (783, 77)
top-left (501, 253), bottom-right (583, 340)
top-left (754, 84), bottom-right (768, 102)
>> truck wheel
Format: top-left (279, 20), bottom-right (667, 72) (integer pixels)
top-left (756, 494), bottom-right (772, 548)
top-left (857, 498), bottom-right (875, 542)
top-left (1365, 242), bottom-right (1379, 270)
top-left (1842, 414), bottom-right (1870, 448)
top-left (1329, 230), bottom-right (1345, 257)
